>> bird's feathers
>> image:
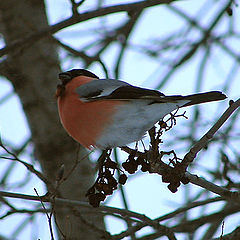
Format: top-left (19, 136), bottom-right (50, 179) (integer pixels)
top-left (75, 78), bottom-right (226, 106)
top-left (76, 78), bottom-right (165, 102)
top-left (58, 69), bottom-right (227, 149)
top-left (76, 79), bottom-right (130, 101)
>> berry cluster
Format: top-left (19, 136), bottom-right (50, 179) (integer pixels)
top-left (86, 151), bottom-right (151, 207)
top-left (162, 167), bottom-right (190, 193)
top-left (86, 157), bottom-right (127, 207)
top-left (122, 151), bottom-right (151, 174)
top-left (86, 113), bottom-right (190, 207)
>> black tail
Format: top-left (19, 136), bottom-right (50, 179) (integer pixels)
top-left (160, 91), bottom-right (227, 107)
top-left (181, 91), bottom-right (227, 107)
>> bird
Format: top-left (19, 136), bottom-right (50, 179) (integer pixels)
top-left (56, 69), bottom-right (227, 150)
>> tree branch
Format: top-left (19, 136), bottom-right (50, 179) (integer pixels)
top-left (186, 172), bottom-right (240, 200)
top-left (180, 98), bottom-right (240, 170)
top-left (0, 0), bottom-right (177, 57)
top-left (0, 190), bottom-right (176, 239)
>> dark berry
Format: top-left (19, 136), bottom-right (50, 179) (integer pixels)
top-left (104, 160), bottom-right (118, 169)
top-left (102, 184), bottom-right (113, 195)
top-left (128, 151), bottom-right (136, 161)
top-left (162, 175), bottom-right (171, 183)
top-left (122, 160), bottom-right (138, 174)
top-left (159, 120), bottom-right (167, 128)
top-left (119, 174), bottom-right (127, 185)
top-left (95, 192), bottom-right (106, 202)
top-left (167, 184), bottom-right (178, 193)
top-left (95, 183), bottom-right (104, 192)
top-left (136, 155), bottom-right (144, 165)
top-left (122, 161), bottom-right (130, 171)
top-left (103, 169), bottom-right (112, 178)
top-left (108, 177), bottom-right (118, 188)
top-left (88, 194), bottom-right (100, 207)
top-left (141, 162), bottom-right (150, 172)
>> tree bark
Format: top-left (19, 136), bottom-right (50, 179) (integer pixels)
top-left (0, 1), bottom-right (104, 239)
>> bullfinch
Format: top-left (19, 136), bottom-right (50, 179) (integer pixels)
top-left (56, 69), bottom-right (226, 149)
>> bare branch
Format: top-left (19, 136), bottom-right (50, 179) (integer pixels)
top-left (0, 0), bottom-right (177, 57)
top-left (0, 208), bottom-right (47, 220)
top-left (0, 190), bottom-right (158, 223)
top-left (34, 188), bottom-right (55, 240)
top-left (180, 98), bottom-right (240, 170)
top-left (0, 142), bottom-right (55, 192)
top-left (186, 172), bottom-right (240, 200)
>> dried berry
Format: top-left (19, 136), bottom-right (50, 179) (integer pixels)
top-left (141, 162), bottom-right (150, 172)
top-left (103, 169), bottom-right (112, 178)
top-left (95, 192), bottom-right (106, 202)
top-left (162, 174), bottom-right (171, 183)
top-left (167, 183), bottom-right (178, 193)
top-left (122, 161), bottom-right (138, 174)
top-left (104, 160), bottom-right (118, 169)
top-left (95, 183), bottom-right (104, 192)
top-left (108, 176), bottom-right (118, 188)
top-left (119, 174), bottom-right (127, 185)
top-left (88, 194), bottom-right (100, 207)
top-left (122, 161), bottom-right (130, 171)
top-left (159, 120), bottom-right (167, 128)
top-left (136, 155), bottom-right (144, 165)
top-left (128, 151), bottom-right (136, 161)
top-left (102, 184), bottom-right (113, 195)
top-left (167, 180), bottom-right (181, 193)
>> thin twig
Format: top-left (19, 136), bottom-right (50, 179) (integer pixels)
top-left (34, 188), bottom-right (55, 240)
top-left (0, 0), bottom-right (177, 57)
top-left (185, 172), bottom-right (240, 200)
top-left (0, 208), bottom-right (47, 220)
top-left (180, 98), bottom-right (240, 170)
top-left (0, 190), bottom-right (166, 224)
top-left (0, 143), bottom-right (53, 189)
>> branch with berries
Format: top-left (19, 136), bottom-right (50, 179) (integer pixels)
top-left (86, 99), bottom-right (240, 207)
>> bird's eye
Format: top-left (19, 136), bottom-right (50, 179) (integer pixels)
top-left (59, 72), bottom-right (72, 85)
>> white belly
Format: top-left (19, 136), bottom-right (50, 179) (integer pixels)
top-left (95, 100), bottom-right (188, 149)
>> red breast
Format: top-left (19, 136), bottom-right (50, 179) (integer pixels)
top-left (57, 75), bottom-right (123, 149)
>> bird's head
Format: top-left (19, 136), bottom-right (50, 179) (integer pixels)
top-left (55, 69), bottom-right (99, 98)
